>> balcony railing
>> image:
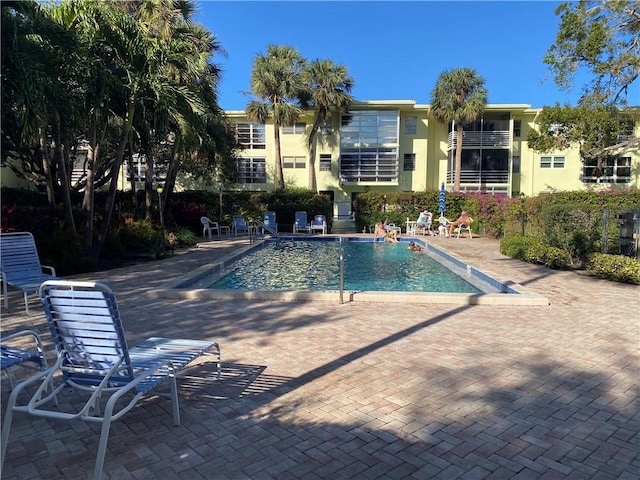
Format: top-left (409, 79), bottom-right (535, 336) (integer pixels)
top-left (446, 170), bottom-right (510, 184)
top-left (447, 131), bottom-right (510, 148)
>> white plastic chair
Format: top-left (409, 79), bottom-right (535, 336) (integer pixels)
top-left (456, 218), bottom-right (473, 238)
top-left (201, 216), bottom-right (220, 239)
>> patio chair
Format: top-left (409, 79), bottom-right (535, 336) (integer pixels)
top-left (1, 329), bottom-right (48, 390)
top-left (201, 216), bottom-right (220, 239)
top-left (437, 216), bottom-right (451, 237)
top-left (0, 280), bottom-right (221, 480)
top-left (232, 215), bottom-right (249, 236)
top-left (310, 215), bottom-right (327, 235)
top-left (293, 211), bottom-right (311, 234)
top-left (0, 231), bottom-right (59, 314)
top-left (456, 217), bottom-right (473, 238)
top-left (415, 211), bottom-right (433, 236)
top-left (262, 211), bottom-right (278, 234)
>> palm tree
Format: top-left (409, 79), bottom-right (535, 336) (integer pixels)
top-left (301, 59), bottom-right (354, 191)
top-left (247, 44), bottom-right (305, 190)
top-left (430, 68), bottom-right (487, 192)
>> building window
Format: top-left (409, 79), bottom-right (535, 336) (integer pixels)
top-left (283, 156), bottom-right (305, 169)
top-left (512, 156), bottom-right (520, 174)
top-left (540, 156), bottom-right (565, 168)
top-left (404, 116), bottom-right (417, 135)
top-left (339, 110), bottom-right (399, 183)
top-left (403, 153), bottom-right (416, 171)
top-left (233, 122), bottom-right (266, 149)
top-left (583, 156), bottom-right (631, 183)
top-left (126, 154), bottom-right (167, 182)
top-left (237, 157), bottom-right (266, 183)
top-left (513, 120), bottom-right (521, 138)
top-left (319, 154), bottom-right (332, 171)
top-left (283, 122), bottom-right (306, 134)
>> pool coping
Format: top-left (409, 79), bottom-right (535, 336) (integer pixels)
top-left (147, 236), bottom-right (550, 306)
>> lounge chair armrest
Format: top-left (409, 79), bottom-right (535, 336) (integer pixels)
top-left (41, 265), bottom-right (56, 276)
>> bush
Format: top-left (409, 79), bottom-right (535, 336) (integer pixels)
top-left (168, 227), bottom-right (198, 248)
top-left (114, 220), bottom-right (162, 257)
top-left (587, 253), bottom-right (640, 284)
top-left (500, 236), bottom-right (572, 269)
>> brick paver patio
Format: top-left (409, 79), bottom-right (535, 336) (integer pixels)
top-left (1, 236), bottom-right (638, 479)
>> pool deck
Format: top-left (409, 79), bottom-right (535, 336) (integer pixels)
top-left (1, 234), bottom-right (639, 479)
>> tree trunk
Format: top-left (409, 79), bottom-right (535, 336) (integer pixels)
top-left (39, 130), bottom-right (56, 207)
top-left (94, 102), bottom-right (135, 258)
top-left (307, 114), bottom-right (323, 192)
top-left (162, 137), bottom-right (182, 221)
top-left (274, 124), bottom-right (284, 189)
top-left (454, 124), bottom-right (464, 192)
top-left (81, 122), bottom-right (99, 251)
top-left (144, 143), bottom-right (155, 221)
top-left (126, 150), bottom-right (139, 218)
top-left (53, 118), bottom-right (77, 235)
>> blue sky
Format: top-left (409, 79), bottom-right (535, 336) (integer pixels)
top-left (195, 1), bottom-right (589, 110)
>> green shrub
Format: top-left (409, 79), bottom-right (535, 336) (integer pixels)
top-left (114, 220), bottom-right (162, 256)
top-left (499, 236), bottom-right (541, 260)
top-left (168, 227), bottom-right (198, 247)
top-left (587, 253), bottom-right (640, 284)
top-left (500, 236), bottom-right (572, 269)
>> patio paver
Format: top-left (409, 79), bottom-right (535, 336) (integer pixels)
top-left (1, 235), bottom-right (638, 479)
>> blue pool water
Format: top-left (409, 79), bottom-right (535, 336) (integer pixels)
top-left (208, 239), bottom-right (483, 293)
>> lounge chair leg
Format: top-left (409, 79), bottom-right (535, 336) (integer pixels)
top-left (170, 374), bottom-right (180, 426)
top-left (93, 416), bottom-right (113, 480)
top-left (1, 383), bottom-right (21, 475)
top-left (23, 291), bottom-right (30, 315)
top-left (2, 279), bottom-right (7, 311)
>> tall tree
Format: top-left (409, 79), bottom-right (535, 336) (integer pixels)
top-left (544, 1), bottom-right (640, 106)
top-left (430, 68), bottom-right (487, 192)
top-left (301, 59), bottom-right (354, 191)
top-left (246, 44), bottom-right (305, 190)
top-left (527, 104), bottom-right (637, 177)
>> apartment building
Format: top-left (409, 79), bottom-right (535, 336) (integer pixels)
top-left (2, 101), bottom-right (638, 219)
top-left (226, 101), bottom-right (639, 218)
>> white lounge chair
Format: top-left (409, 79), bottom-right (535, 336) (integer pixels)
top-left (0, 231), bottom-right (59, 314)
top-left (0, 329), bottom-right (49, 390)
top-left (1, 280), bottom-right (221, 480)
top-left (310, 215), bottom-right (327, 235)
top-left (293, 211), bottom-right (311, 234)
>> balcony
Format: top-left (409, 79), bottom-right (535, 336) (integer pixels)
top-left (447, 131), bottom-right (510, 148)
top-left (446, 169), bottom-right (510, 185)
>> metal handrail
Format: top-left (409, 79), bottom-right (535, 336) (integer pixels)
top-left (252, 219), bottom-right (280, 239)
top-left (339, 237), bottom-right (345, 304)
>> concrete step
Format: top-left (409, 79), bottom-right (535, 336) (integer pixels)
top-left (331, 219), bottom-right (356, 234)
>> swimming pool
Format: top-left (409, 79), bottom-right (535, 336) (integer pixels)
top-left (152, 237), bottom-right (549, 306)
top-left (208, 240), bottom-right (483, 293)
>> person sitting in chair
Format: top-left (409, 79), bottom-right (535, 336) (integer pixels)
top-left (416, 210), bottom-right (433, 234)
top-left (447, 211), bottom-right (473, 237)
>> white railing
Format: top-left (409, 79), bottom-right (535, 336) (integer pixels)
top-left (447, 131), bottom-right (510, 148)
